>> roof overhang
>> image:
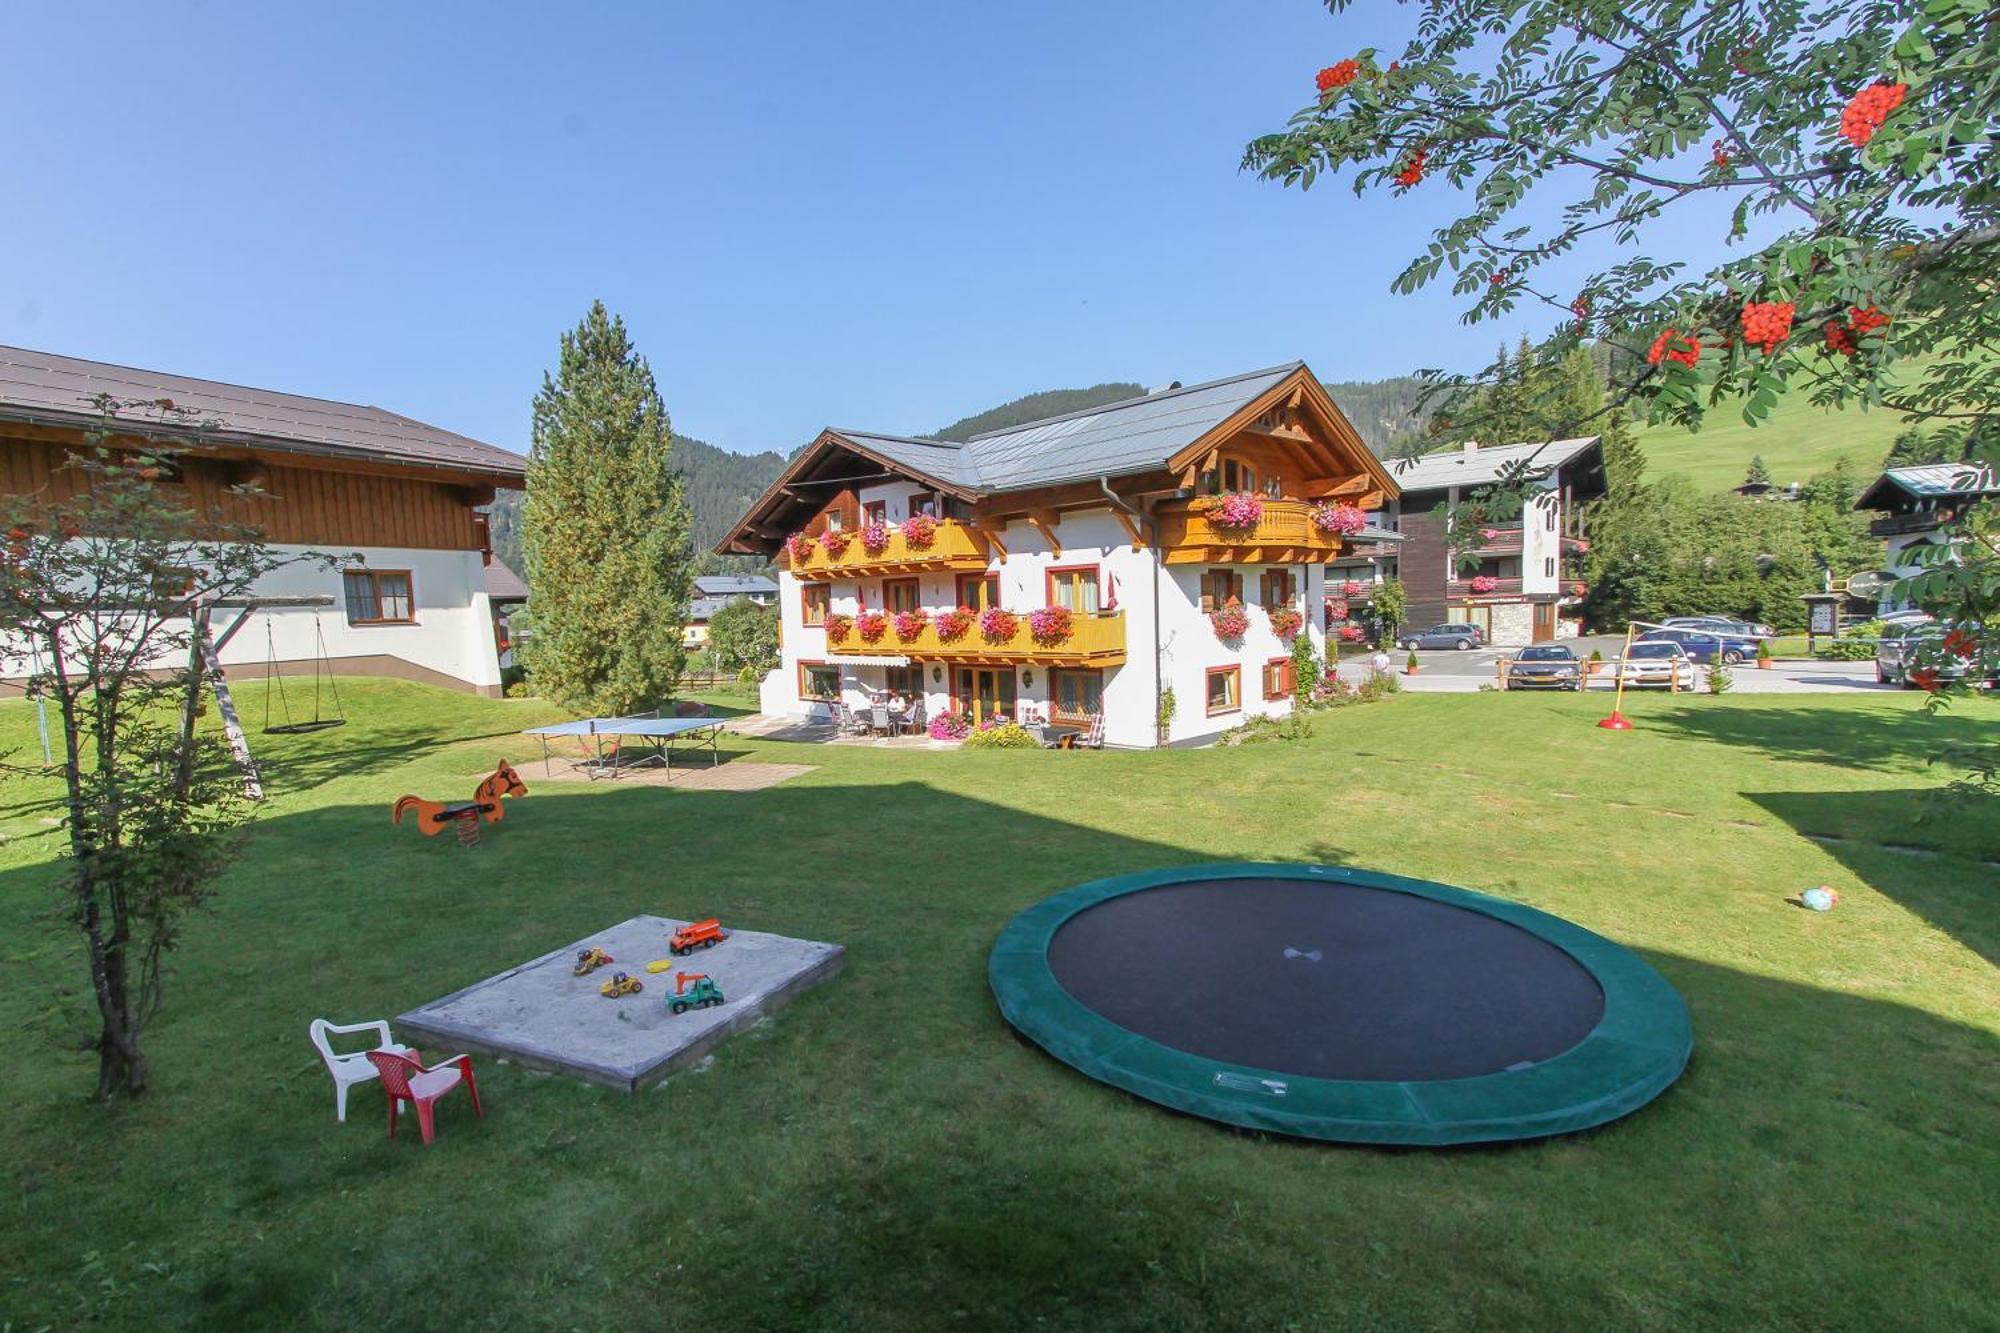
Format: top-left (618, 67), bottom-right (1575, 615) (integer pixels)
top-left (715, 429), bottom-right (973, 557)
top-left (0, 404), bottom-right (527, 489)
top-left (1163, 364), bottom-right (1403, 504)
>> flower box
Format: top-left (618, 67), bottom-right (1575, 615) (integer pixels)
top-left (855, 611), bottom-right (889, 644)
top-left (1210, 602), bottom-right (1250, 640)
top-left (1208, 492), bottom-right (1266, 532)
top-left (1310, 502), bottom-right (1367, 536)
top-left (1469, 575), bottom-right (1499, 594)
top-left (1341, 579), bottom-right (1364, 598)
top-left (785, 532), bottom-right (817, 563)
top-left (859, 521), bottom-right (892, 555)
top-left (1027, 605), bottom-right (1074, 646)
top-left (901, 513), bottom-right (938, 550)
top-left (934, 606), bottom-right (975, 643)
top-left (1267, 606), bottom-right (1304, 639)
top-left (978, 607), bottom-right (1020, 642)
top-left (824, 613), bottom-right (853, 644)
top-left (891, 610), bottom-right (930, 642)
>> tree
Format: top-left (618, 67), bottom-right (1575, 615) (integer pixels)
top-left (0, 406), bottom-right (303, 1097)
top-left (522, 302), bottom-right (694, 716)
top-left (704, 597), bottom-right (779, 675)
top-left (1250, 0), bottom-right (1997, 792)
top-left (1369, 577), bottom-right (1408, 645)
top-left (1745, 455), bottom-right (1773, 488)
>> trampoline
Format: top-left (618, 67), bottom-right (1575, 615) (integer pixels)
top-left (989, 863), bottom-right (1691, 1146)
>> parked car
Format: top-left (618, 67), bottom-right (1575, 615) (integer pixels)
top-left (1639, 627), bottom-right (1761, 665)
top-left (1616, 641), bottom-right (1699, 690)
top-left (1506, 644), bottom-right (1583, 690)
top-left (1662, 615), bottom-right (1775, 639)
top-left (1876, 620), bottom-right (1994, 687)
top-left (1400, 622), bottom-right (1484, 651)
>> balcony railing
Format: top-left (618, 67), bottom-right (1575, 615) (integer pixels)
top-left (826, 609), bottom-right (1126, 666)
top-left (785, 519), bottom-right (991, 580)
top-left (1156, 498), bottom-right (1370, 565)
top-left (1448, 576), bottom-right (1525, 598)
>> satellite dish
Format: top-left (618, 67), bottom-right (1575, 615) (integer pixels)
top-left (1845, 570), bottom-right (1886, 596)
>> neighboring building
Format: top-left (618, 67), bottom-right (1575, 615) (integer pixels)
top-left (716, 362), bottom-right (1400, 747)
top-left (1854, 462), bottom-right (1999, 613)
top-left (684, 574), bottom-right (779, 650)
top-left (485, 558), bottom-right (530, 670)
top-left (0, 344), bottom-right (526, 695)
top-left (1328, 438), bottom-right (1604, 645)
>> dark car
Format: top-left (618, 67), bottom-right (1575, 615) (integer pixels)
top-left (1639, 627), bottom-right (1760, 665)
top-left (1506, 644), bottom-right (1583, 690)
top-left (1400, 622), bottom-right (1484, 651)
top-left (1665, 614), bottom-right (1776, 639)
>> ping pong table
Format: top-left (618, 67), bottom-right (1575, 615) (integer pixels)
top-left (523, 715), bottom-right (725, 780)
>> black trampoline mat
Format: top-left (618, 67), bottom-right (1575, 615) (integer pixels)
top-left (1045, 877), bottom-right (1607, 1081)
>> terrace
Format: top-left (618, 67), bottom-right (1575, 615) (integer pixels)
top-left (825, 608), bottom-right (1127, 666)
top-left (1156, 497), bottom-right (1372, 565)
top-left (784, 518), bottom-right (992, 580)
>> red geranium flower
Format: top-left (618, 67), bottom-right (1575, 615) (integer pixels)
top-left (1316, 59), bottom-right (1360, 93)
top-left (1840, 81), bottom-right (1908, 148)
top-left (1909, 667), bottom-right (1941, 693)
top-left (1942, 628), bottom-right (1979, 659)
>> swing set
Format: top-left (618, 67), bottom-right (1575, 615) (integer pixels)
top-left (262, 613), bottom-right (347, 735)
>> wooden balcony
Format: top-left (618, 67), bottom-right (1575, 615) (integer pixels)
top-left (1448, 576), bottom-right (1525, 598)
top-left (1156, 498), bottom-right (1363, 566)
top-left (827, 610), bottom-right (1126, 667)
top-left (785, 519), bottom-right (991, 580)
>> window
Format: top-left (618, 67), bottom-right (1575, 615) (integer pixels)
top-left (343, 569), bottom-right (414, 624)
top-left (824, 509), bottom-right (844, 532)
top-left (957, 573), bottom-right (999, 610)
top-left (1205, 665), bottom-right (1241, 716)
top-left (799, 661), bottom-right (840, 701)
top-left (1545, 557), bottom-right (1556, 577)
top-left (909, 491), bottom-right (939, 518)
top-left (1199, 569), bottom-right (1244, 612)
top-left (1263, 657), bottom-right (1295, 701)
top-left (1264, 473), bottom-right (1283, 498)
top-left (801, 584), bottom-right (829, 626)
top-left (1260, 570), bottom-right (1295, 609)
top-left (1222, 459), bottom-right (1255, 493)
top-left (885, 665), bottom-right (923, 699)
top-left (1048, 668), bottom-right (1104, 722)
top-left (862, 500), bottom-right (887, 526)
top-left (884, 578), bottom-right (920, 614)
top-left (1046, 564), bottom-right (1101, 613)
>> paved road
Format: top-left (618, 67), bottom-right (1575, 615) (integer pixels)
top-left (1338, 638), bottom-right (1901, 694)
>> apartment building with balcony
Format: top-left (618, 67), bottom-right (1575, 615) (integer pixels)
top-left (1326, 437), bottom-right (1605, 645)
top-left (715, 362), bottom-right (1400, 746)
top-left (1853, 462), bottom-right (1999, 613)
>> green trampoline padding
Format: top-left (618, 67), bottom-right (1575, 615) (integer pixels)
top-left (989, 862), bottom-right (1692, 1146)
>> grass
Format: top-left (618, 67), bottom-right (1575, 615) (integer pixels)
top-left (1634, 375), bottom-right (1914, 493)
top-left (1, 679), bottom-right (1995, 1330)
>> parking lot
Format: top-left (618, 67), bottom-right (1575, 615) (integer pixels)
top-left (1339, 635), bottom-right (1900, 694)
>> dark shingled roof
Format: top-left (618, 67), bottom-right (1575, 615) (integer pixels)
top-left (484, 558), bottom-right (530, 603)
top-left (0, 344), bottom-right (526, 484)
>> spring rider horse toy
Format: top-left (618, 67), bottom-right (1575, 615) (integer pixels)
top-left (392, 760), bottom-right (528, 847)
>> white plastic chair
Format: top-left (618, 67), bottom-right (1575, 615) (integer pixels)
top-left (309, 1018), bottom-right (416, 1123)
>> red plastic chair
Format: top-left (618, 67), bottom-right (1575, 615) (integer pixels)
top-left (365, 1048), bottom-right (483, 1145)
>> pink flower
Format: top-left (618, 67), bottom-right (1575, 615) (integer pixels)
top-left (1268, 606), bottom-right (1303, 639)
top-left (859, 521), bottom-right (892, 555)
top-left (1469, 574), bottom-right (1498, 594)
top-left (934, 606), bottom-right (975, 642)
top-left (1341, 580), bottom-right (1364, 597)
top-left (1027, 605), bottom-right (1074, 646)
top-left (978, 607), bottom-right (1020, 642)
top-left (1210, 603), bottom-right (1250, 639)
top-left (891, 609), bottom-right (930, 641)
top-left (784, 532), bottom-right (817, 563)
top-left (855, 611), bottom-right (889, 643)
top-left (1209, 492), bottom-right (1266, 532)
top-left (901, 513), bottom-right (938, 549)
top-left (1310, 502), bottom-right (1367, 536)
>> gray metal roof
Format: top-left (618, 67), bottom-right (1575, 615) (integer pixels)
top-left (484, 558), bottom-right (530, 602)
top-left (0, 343), bottom-right (526, 482)
top-left (688, 597), bottom-right (727, 622)
top-left (693, 575), bottom-right (778, 596)
top-left (1873, 463), bottom-right (1997, 498)
top-left (830, 363), bottom-right (1303, 495)
top-left (1388, 437), bottom-right (1600, 493)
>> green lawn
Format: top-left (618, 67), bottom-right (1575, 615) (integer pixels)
top-left (1634, 385), bottom-right (1910, 493)
top-left (1, 680), bottom-right (1995, 1330)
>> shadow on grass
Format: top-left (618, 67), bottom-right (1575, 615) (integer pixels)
top-left (1748, 787), bottom-right (1999, 967)
top-left (1640, 699), bottom-right (1990, 773)
top-left (3, 778), bottom-right (1998, 1327)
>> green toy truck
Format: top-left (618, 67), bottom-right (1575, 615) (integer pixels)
top-left (668, 975), bottom-right (725, 1015)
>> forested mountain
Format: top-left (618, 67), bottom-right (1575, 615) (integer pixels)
top-left (1321, 375), bottom-right (1431, 456)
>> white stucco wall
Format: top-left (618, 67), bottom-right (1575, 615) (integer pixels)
top-left (1, 542), bottom-right (502, 693)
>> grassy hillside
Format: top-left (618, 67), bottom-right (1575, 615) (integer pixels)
top-left (1634, 388), bottom-right (1909, 492)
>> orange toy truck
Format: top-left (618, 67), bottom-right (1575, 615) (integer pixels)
top-left (669, 918), bottom-right (728, 955)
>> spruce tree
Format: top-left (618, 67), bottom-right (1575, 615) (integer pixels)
top-left (1744, 455), bottom-right (1773, 488)
top-left (522, 302), bottom-right (694, 715)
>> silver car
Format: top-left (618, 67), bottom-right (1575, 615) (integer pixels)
top-left (1615, 641), bottom-right (1699, 690)
top-left (1506, 644), bottom-right (1584, 690)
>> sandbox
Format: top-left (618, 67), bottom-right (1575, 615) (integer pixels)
top-left (398, 914), bottom-right (844, 1093)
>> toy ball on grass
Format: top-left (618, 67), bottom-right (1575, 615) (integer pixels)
top-left (1801, 886), bottom-right (1840, 912)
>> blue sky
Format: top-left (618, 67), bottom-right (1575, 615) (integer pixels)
top-left (5, 2), bottom-right (1578, 456)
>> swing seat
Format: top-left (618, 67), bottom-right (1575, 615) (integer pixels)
top-left (264, 718), bottom-right (346, 735)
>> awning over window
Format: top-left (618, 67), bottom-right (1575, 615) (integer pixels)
top-left (831, 655), bottom-right (911, 667)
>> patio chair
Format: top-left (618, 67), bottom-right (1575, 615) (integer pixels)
top-left (903, 702), bottom-right (926, 736)
top-left (308, 1018), bottom-right (417, 1124)
top-left (870, 704), bottom-right (893, 736)
top-left (1078, 711), bottom-right (1106, 749)
top-left (365, 1048), bottom-right (484, 1146)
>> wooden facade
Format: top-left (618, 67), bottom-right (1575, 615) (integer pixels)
top-left (0, 430), bottom-right (493, 551)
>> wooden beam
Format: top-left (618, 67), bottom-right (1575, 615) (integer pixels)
top-left (972, 520), bottom-right (1008, 558)
top-left (1025, 510), bottom-right (1062, 555)
top-left (1302, 474), bottom-right (1371, 496)
top-left (1107, 507), bottom-right (1144, 549)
